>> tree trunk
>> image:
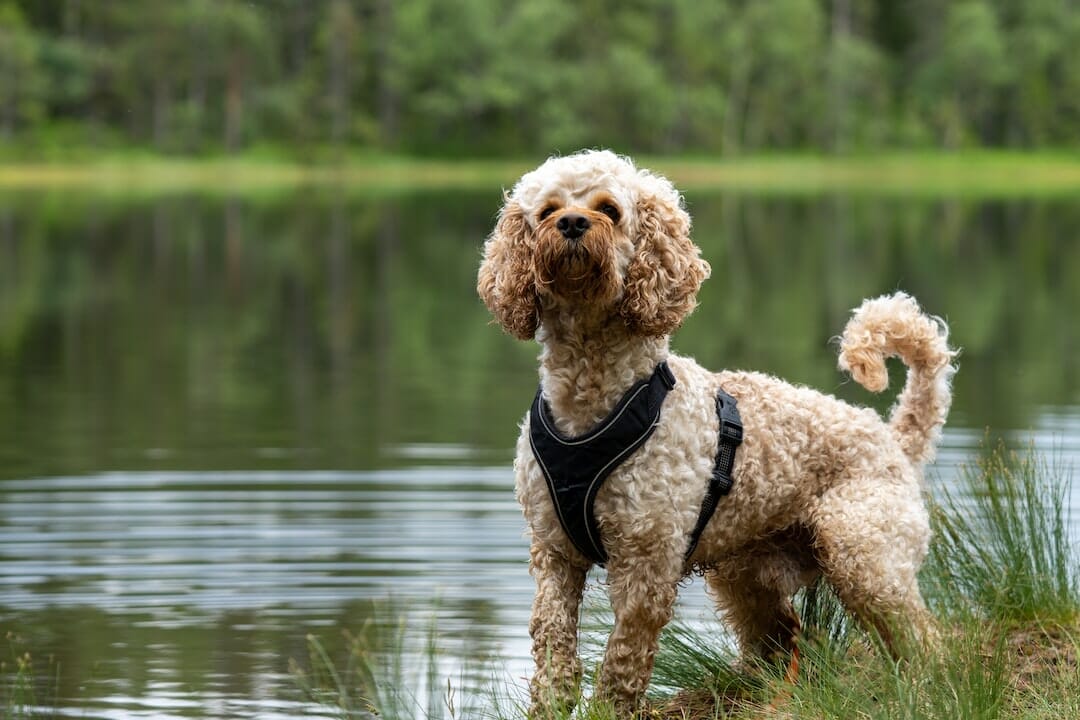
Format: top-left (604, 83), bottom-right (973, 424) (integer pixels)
top-left (830, 0), bottom-right (851, 153)
top-left (225, 54), bottom-right (245, 153)
top-left (375, 0), bottom-right (398, 149)
top-left (329, 2), bottom-right (350, 146)
top-left (722, 60), bottom-right (748, 157)
top-left (289, 2), bottom-right (309, 75)
top-left (64, 0), bottom-right (82, 37)
top-left (153, 76), bottom-right (170, 150)
top-left (188, 13), bottom-right (207, 151)
top-left (0, 75), bottom-right (12, 141)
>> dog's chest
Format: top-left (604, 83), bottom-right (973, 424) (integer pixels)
top-left (517, 364), bottom-right (726, 560)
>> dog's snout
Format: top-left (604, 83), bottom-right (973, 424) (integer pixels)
top-left (556, 212), bottom-right (590, 240)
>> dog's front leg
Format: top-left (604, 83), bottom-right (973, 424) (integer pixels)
top-left (597, 553), bottom-right (681, 717)
top-left (527, 542), bottom-right (588, 719)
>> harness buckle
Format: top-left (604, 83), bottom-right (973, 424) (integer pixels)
top-left (719, 418), bottom-right (743, 443)
top-left (716, 395), bottom-right (743, 444)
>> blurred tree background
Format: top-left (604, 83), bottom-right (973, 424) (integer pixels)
top-left (1, 0), bottom-right (1079, 157)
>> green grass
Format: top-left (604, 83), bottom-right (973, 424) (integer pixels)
top-left (927, 443), bottom-right (1078, 625)
top-left (294, 442), bottom-right (1080, 720)
top-left (291, 600), bottom-right (503, 720)
top-left (1, 632), bottom-right (58, 720)
top-left (3, 149), bottom-right (1080, 197)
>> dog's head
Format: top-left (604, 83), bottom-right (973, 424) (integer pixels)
top-left (477, 150), bottom-right (710, 339)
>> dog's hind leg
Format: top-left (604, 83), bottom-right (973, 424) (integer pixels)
top-left (527, 542), bottom-right (589, 719)
top-left (810, 475), bottom-right (936, 656)
top-left (705, 564), bottom-right (803, 674)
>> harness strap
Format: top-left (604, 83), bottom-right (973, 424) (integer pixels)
top-left (684, 389), bottom-right (743, 560)
top-left (529, 362), bottom-right (676, 566)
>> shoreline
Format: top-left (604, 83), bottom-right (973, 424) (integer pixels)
top-left (2, 150), bottom-right (1080, 196)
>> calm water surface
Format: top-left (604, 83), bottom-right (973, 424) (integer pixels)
top-left (1, 190), bottom-right (1078, 717)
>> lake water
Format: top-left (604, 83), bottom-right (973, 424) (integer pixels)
top-left (1, 189), bottom-right (1078, 717)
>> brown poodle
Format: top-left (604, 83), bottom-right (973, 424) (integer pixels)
top-left (477, 150), bottom-right (957, 717)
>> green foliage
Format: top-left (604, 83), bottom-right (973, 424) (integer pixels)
top-left (291, 602), bottom-right (499, 720)
top-left (927, 444), bottom-right (1080, 625)
top-left (782, 627), bottom-right (1012, 720)
top-left (649, 620), bottom-right (747, 695)
top-left (3, 0), bottom-right (1080, 155)
top-left (0, 2), bottom-right (47, 137)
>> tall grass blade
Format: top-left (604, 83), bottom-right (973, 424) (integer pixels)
top-left (290, 600), bottom-right (502, 720)
top-left (928, 442), bottom-right (1079, 624)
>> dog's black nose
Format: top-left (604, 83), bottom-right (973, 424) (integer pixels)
top-left (556, 212), bottom-right (591, 240)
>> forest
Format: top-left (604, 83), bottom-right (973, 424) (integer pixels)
top-left (1, 0), bottom-right (1079, 157)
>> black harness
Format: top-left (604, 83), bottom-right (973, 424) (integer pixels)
top-left (528, 361), bottom-right (743, 567)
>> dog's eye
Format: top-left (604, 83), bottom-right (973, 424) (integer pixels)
top-left (538, 206), bottom-right (556, 221)
top-left (599, 203), bottom-right (621, 223)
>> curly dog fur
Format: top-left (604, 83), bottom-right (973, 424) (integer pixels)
top-left (477, 150), bottom-right (958, 717)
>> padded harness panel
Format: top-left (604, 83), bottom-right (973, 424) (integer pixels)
top-left (528, 362), bottom-right (742, 567)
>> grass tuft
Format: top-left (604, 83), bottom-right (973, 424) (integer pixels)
top-left (780, 628), bottom-right (1011, 720)
top-left (1, 632), bottom-right (59, 720)
top-left (927, 442), bottom-right (1079, 625)
top-left (290, 601), bottom-right (493, 720)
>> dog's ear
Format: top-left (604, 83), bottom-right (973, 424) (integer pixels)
top-left (477, 199), bottom-right (540, 340)
top-left (620, 196), bottom-right (710, 337)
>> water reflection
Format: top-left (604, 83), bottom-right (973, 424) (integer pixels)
top-left (2, 468), bottom-right (533, 718)
top-left (0, 190), bottom-right (1077, 717)
top-left (1, 191), bottom-right (1078, 477)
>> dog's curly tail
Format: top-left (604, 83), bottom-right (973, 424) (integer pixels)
top-left (838, 292), bottom-right (958, 467)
